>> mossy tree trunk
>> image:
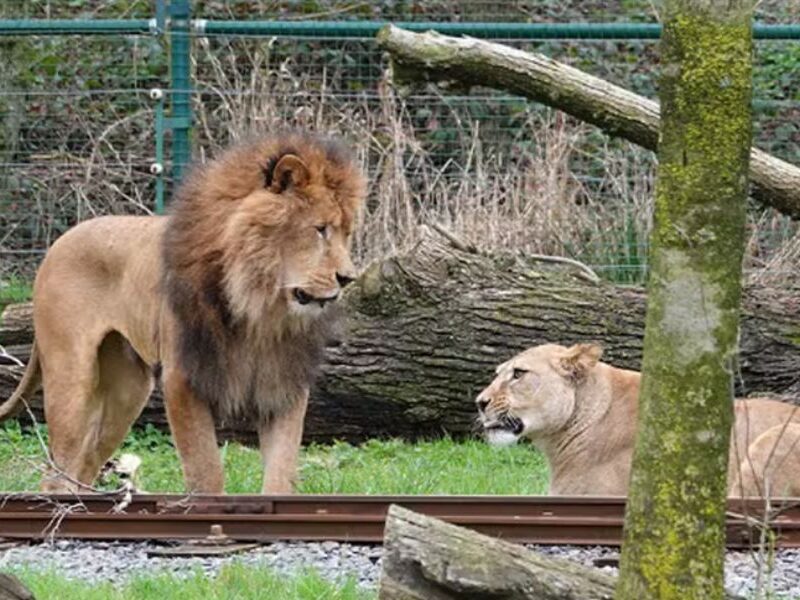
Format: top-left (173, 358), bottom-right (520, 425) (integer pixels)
top-left (616, 2), bottom-right (755, 599)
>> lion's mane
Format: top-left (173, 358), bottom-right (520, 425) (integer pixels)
top-left (162, 131), bottom-right (364, 422)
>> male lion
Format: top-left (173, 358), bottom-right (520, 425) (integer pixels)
top-left (1, 130), bottom-right (366, 494)
top-left (476, 343), bottom-right (800, 496)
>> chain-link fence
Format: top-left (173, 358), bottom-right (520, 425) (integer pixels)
top-left (1, 1), bottom-right (798, 288)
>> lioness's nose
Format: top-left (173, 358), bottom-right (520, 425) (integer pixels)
top-left (476, 397), bottom-right (489, 413)
top-left (336, 272), bottom-right (356, 288)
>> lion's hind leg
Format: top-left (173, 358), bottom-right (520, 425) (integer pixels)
top-left (42, 331), bottom-right (152, 492)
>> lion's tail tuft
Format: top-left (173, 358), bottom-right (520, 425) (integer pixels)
top-left (0, 340), bottom-right (41, 421)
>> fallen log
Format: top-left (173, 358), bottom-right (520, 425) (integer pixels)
top-left (376, 25), bottom-right (800, 220)
top-left (378, 505), bottom-right (744, 599)
top-left (1, 234), bottom-right (798, 444)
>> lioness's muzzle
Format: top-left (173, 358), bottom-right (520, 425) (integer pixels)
top-left (484, 416), bottom-right (524, 436)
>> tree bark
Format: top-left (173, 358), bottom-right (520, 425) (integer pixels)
top-left (375, 25), bottom-right (800, 220)
top-left (617, 3), bottom-right (756, 599)
top-left (1, 235), bottom-right (797, 445)
top-left (378, 505), bottom-right (744, 600)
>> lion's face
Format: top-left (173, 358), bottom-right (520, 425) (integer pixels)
top-left (475, 343), bottom-right (602, 447)
top-left (219, 147), bottom-right (366, 325)
top-left (277, 185), bottom-right (358, 319)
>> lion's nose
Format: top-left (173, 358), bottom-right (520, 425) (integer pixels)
top-left (336, 272), bottom-right (356, 288)
top-left (476, 397), bottom-right (490, 413)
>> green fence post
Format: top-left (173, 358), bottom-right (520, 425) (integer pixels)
top-left (151, 88), bottom-right (166, 214)
top-left (149, 0), bottom-right (167, 214)
top-left (169, 0), bottom-right (191, 185)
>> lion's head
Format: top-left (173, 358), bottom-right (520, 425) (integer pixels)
top-left (162, 130), bottom-right (367, 418)
top-left (475, 343), bottom-right (603, 447)
top-left (221, 138), bottom-right (365, 324)
top-left (164, 130), bottom-right (366, 331)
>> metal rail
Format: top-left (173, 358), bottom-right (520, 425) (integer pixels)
top-left (0, 494), bottom-right (798, 548)
top-left (0, 20), bottom-right (799, 40)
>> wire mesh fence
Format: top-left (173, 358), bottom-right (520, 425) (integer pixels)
top-left (1, 1), bottom-right (798, 288)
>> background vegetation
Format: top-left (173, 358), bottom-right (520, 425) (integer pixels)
top-left (1, 0), bottom-right (797, 287)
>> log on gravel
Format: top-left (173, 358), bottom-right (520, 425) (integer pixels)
top-left (1, 234), bottom-right (798, 444)
top-left (376, 25), bottom-right (800, 220)
top-left (378, 505), bottom-right (745, 600)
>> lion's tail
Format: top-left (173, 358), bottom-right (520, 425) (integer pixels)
top-left (0, 340), bottom-right (41, 422)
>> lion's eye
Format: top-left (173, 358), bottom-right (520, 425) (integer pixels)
top-left (315, 224), bottom-right (329, 239)
top-left (512, 368), bottom-right (527, 380)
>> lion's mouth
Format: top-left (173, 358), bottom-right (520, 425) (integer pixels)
top-left (483, 416), bottom-right (524, 447)
top-left (483, 416), bottom-right (524, 436)
top-left (293, 288), bottom-right (338, 307)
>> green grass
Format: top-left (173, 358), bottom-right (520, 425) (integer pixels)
top-left (0, 424), bottom-right (547, 599)
top-left (11, 564), bottom-right (373, 600)
top-left (0, 422), bottom-right (549, 495)
top-left (0, 277), bottom-right (33, 311)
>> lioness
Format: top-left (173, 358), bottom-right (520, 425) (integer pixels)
top-left (476, 343), bottom-right (800, 496)
top-left (1, 130), bottom-right (366, 494)
top-left (730, 422), bottom-right (800, 497)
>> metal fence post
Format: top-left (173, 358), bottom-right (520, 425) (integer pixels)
top-left (168, 0), bottom-right (191, 186)
top-left (151, 88), bottom-right (166, 214)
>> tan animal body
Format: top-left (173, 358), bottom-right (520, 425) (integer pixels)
top-left (476, 343), bottom-right (800, 496)
top-left (1, 130), bottom-right (366, 494)
top-left (730, 422), bottom-right (800, 497)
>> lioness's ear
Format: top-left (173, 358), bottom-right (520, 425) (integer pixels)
top-left (267, 154), bottom-right (310, 193)
top-left (555, 343), bottom-right (603, 381)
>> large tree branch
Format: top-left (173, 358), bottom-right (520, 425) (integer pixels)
top-left (376, 25), bottom-right (800, 220)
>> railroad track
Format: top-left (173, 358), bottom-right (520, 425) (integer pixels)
top-left (0, 494), bottom-right (798, 548)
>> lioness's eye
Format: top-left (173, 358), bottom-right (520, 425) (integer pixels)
top-left (512, 368), bottom-right (526, 380)
top-left (315, 224), bottom-right (329, 238)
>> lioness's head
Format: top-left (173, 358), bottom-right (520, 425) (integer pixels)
top-left (476, 343), bottom-right (603, 446)
top-left (165, 130), bottom-right (367, 328)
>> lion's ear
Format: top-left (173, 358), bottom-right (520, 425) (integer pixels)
top-left (269, 154), bottom-right (310, 193)
top-left (555, 343), bottom-right (603, 381)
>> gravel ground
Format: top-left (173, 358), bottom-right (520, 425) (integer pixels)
top-left (0, 540), bottom-right (798, 597)
top-left (527, 545), bottom-right (800, 599)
